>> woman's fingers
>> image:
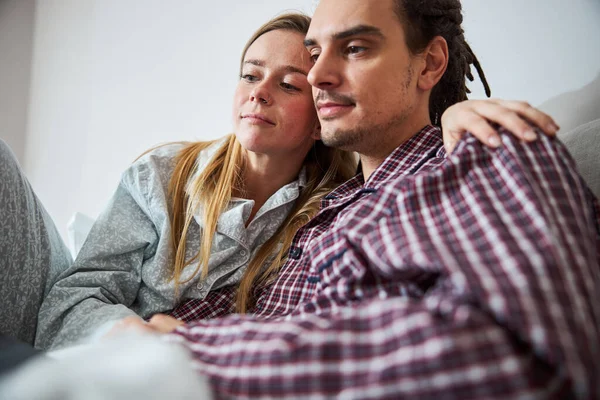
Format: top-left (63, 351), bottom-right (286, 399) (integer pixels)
top-left (491, 99), bottom-right (559, 135)
top-left (105, 316), bottom-right (157, 338)
top-left (442, 110), bottom-right (498, 154)
top-left (470, 101), bottom-right (540, 142)
top-left (441, 99), bottom-right (559, 154)
top-left (104, 315), bottom-right (183, 340)
top-left (147, 314), bottom-right (184, 334)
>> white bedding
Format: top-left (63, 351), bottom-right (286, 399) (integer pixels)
top-left (0, 332), bottom-right (213, 400)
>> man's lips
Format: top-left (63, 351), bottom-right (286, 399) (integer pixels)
top-left (242, 114), bottom-right (275, 125)
top-left (316, 102), bottom-right (355, 118)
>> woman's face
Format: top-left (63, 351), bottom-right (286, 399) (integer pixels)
top-left (233, 29), bottom-right (319, 159)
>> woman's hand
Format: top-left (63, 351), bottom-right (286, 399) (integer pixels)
top-left (146, 314), bottom-right (184, 334)
top-left (105, 314), bottom-right (184, 338)
top-left (105, 316), bottom-right (156, 337)
top-left (441, 99), bottom-right (560, 154)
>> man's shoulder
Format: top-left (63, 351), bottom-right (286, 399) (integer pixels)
top-left (378, 129), bottom-right (588, 208)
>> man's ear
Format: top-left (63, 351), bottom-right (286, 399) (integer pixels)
top-left (417, 36), bottom-right (449, 91)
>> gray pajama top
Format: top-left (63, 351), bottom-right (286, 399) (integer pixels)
top-left (36, 140), bottom-right (306, 349)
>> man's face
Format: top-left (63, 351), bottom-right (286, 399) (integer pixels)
top-left (305, 0), bottom-right (424, 157)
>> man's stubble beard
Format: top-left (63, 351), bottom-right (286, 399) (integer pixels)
top-left (319, 66), bottom-right (415, 155)
top-left (321, 67), bottom-right (414, 155)
top-left (319, 111), bottom-right (411, 154)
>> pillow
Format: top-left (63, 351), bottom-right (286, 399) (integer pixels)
top-left (66, 212), bottom-right (95, 258)
top-left (559, 118), bottom-right (600, 198)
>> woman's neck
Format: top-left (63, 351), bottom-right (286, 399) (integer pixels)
top-left (235, 151), bottom-right (304, 225)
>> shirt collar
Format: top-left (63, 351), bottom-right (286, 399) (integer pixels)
top-left (190, 146), bottom-right (307, 241)
top-left (325, 125), bottom-right (444, 200)
top-left (296, 166), bottom-right (308, 189)
top-left (186, 138), bottom-right (308, 196)
top-left (364, 125), bottom-right (444, 189)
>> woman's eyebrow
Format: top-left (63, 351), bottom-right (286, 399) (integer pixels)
top-left (243, 59), bottom-right (264, 67)
top-left (243, 60), bottom-right (307, 76)
top-left (284, 66), bottom-right (308, 76)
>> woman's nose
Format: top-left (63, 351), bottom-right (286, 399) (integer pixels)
top-left (249, 83), bottom-right (271, 105)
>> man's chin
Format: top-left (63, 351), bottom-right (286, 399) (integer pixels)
top-left (320, 120), bottom-right (355, 136)
top-left (320, 125), bottom-right (365, 152)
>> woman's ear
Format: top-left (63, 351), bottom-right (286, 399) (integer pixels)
top-left (311, 124), bottom-right (321, 140)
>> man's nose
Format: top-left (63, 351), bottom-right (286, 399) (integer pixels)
top-left (307, 51), bottom-right (341, 90)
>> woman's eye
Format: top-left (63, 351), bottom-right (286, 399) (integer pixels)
top-left (241, 74), bottom-right (257, 82)
top-left (310, 53), bottom-right (320, 62)
top-left (281, 82), bottom-right (300, 91)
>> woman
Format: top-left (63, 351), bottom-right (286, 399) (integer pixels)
top-left (32, 14), bottom-right (356, 350)
top-left (0, 13), bottom-right (557, 351)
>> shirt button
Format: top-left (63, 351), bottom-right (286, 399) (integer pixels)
top-left (197, 282), bottom-right (205, 290)
top-left (289, 247), bottom-right (302, 260)
top-left (240, 249), bottom-right (247, 257)
top-left (439, 301), bottom-right (453, 317)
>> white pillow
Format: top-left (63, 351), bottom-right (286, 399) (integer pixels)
top-left (66, 212), bottom-right (95, 259)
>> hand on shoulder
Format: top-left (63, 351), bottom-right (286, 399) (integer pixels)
top-left (441, 99), bottom-right (560, 154)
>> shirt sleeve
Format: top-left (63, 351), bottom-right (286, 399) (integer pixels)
top-left (169, 286), bottom-right (236, 322)
top-left (36, 163), bottom-right (159, 350)
top-left (167, 131), bottom-right (599, 399)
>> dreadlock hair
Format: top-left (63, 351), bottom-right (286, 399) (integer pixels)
top-left (393, 0), bottom-right (491, 126)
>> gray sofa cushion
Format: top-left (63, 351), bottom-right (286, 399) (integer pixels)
top-left (559, 118), bottom-right (600, 198)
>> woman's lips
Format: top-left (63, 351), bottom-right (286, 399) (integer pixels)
top-left (242, 114), bottom-right (275, 125)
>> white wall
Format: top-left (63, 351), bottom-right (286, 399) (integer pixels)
top-left (24, 0), bottom-right (316, 240)
top-left (462, 0), bottom-right (600, 105)
top-left (461, 0), bottom-right (600, 132)
top-left (12, 0), bottom-right (600, 240)
top-left (0, 0), bottom-right (35, 164)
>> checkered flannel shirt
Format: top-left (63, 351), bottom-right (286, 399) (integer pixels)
top-left (167, 125), bottom-right (600, 399)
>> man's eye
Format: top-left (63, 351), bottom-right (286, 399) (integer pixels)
top-left (346, 46), bottom-right (365, 55)
top-left (310, 53), bottom-right (320, 62)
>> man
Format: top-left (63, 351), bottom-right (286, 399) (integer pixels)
top-left (148, 0), bottom-right (599, 398)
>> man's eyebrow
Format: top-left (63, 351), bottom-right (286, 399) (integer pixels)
top-left (304, 24), bottom-right (384, 47)
top-left (243, 59), bottom-right (307, 76)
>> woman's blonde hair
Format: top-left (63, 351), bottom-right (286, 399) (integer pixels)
top-left (169, 13), bottom-right (357, 313)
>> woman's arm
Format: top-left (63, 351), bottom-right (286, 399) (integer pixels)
top-left (35, 164), bottom-right (160, 350)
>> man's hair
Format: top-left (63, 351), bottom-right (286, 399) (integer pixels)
top-left (393, 0), bottom-right (491, 125)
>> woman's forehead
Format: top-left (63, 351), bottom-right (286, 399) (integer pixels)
top-left (244, 30), bottom-right (311, 70)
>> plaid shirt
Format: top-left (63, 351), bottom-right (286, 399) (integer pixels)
top-left (167, 126), bottom-right (600, 399)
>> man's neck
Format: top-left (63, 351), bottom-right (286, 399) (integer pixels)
top-left (360, 116), bottom-right (432, 182)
